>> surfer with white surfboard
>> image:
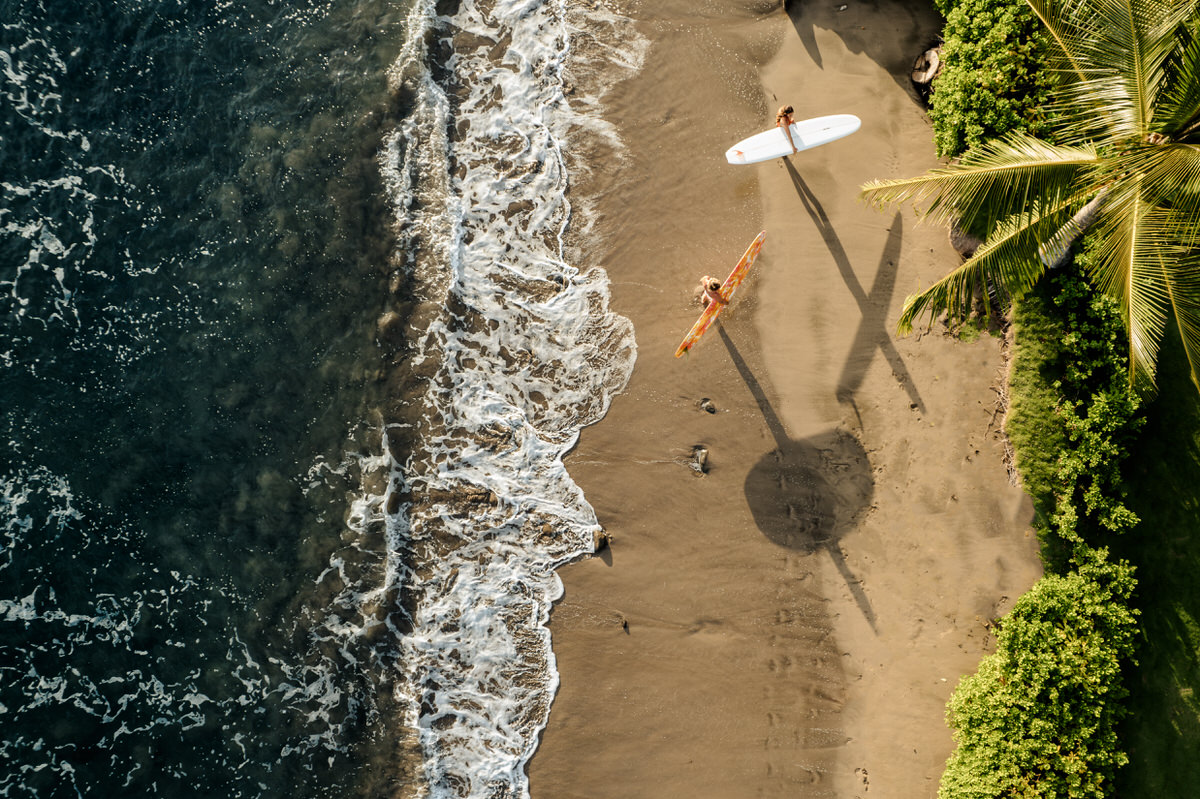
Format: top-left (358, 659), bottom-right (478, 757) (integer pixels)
top-left (725, 111), bottom-right (860, 165)
top-left (775, 105), bottom-right (799, 154)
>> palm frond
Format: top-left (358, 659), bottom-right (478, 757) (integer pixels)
top-left (1066, 9), bottom-right (1158, 136)
top-left (1155, 23), bottom-right (1200, 137)
top-left (1031, 0), bottom-right (1195, 141)
top-left (1103, 0), bottom-right (1186, 133)
top-left (897, 201), bottom-right (1077, 333)
top-left (860, 133), bottom-right (1096, 232)
top-left (1084, 194), bottom-right (1172, 388)
top-left (1165, 250), bottom-right (1200, 393)
top-left (1025, 0), bottom-right (1091, 82)
top-left (1141, 0), bottom-right (1200, 44)
top-left (1049, 76), bottom-right (1138, 145)
top-left (874, 0), bottom-right (1200, 397)
top-left (1106, 143), bottom-right (1200, 221)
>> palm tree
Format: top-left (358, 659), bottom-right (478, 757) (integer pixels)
top-left (861, 0), bottom-right (1200, 394)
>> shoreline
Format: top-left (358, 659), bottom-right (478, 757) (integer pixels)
top-left (531, 2), bottom-right (1043, 797)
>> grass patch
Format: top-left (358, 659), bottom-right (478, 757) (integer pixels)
top-left (954, 317), bottom-right (984, 342)
top-left (1005, 282), bottom-right (1067, 527)
top-left (1110, 333), bottom-right (1200, 798)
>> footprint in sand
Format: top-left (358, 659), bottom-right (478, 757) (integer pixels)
top-left (855, 766), bottom-right (870, 792)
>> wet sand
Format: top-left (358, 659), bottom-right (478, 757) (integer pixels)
top-left (531, 2), bottom-right (1043, 797)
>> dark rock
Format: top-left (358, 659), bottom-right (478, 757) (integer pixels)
top-left (950, 221), bottom-right (983, 258)
top-left (593, 529), bottom-right (611, 553)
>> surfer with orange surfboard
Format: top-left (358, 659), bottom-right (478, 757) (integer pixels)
top-left (674, 230), bottom-right (765, 358)
top-left (698, 276), bottom-right (728, 308)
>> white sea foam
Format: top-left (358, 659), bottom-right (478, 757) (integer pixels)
top-left (375, 0), bottom-right (646, 796)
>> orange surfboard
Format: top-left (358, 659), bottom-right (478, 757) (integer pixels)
top-left (674, 231), bottom-right (766, 357)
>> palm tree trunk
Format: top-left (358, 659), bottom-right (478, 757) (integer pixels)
top-left (1040, 189), bottom-right (1108, 268)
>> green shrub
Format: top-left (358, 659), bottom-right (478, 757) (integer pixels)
top-left (929, 0), bottom-right (1054, 157)
top-left (965, 241), bottom-right (1144, 798)
top-left (940, 553), bottom-right (1138, 799)
top-left (1045, 252), bottom-right (1143, 551)
top-left (1004, 245), bottom-right (1142, 568)
top-left (933, 0), bottom-right (956, 17)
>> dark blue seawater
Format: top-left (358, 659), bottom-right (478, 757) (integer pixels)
top-left (1, 1), bottom-right (422, 796)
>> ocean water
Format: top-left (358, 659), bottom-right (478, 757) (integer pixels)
top-left (1, 1), bottom-right (642, 797)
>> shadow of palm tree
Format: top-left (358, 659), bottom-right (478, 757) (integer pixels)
top-left (720, 326), bottom-right (877, 631)
top-left (784, 0), bottom-right (937, 103)
top-left (786, 162), bottom-right (925, 416)
top-left (723, 171), bottom-right (925, 632)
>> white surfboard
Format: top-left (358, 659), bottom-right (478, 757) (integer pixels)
top-left (725, 114), bottom-right (861, 165)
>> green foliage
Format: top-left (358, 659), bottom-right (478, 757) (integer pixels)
top-left (1003, 240), bottom-right (1143, 568)
top-left (955, 316), bottom-right (983, 341)
top-left (940, 553), bottom-right (1139, 799)
top-left (975, 243), bottom-right (1145, 796)
top-left (1044, 257), bottom-right (1143, 550)
top-left (929, 0), bottom-right (1054, 158)
top-left (1108, 335), bottom-right (1200, 798)
top-left (1006, 283), bottom-right (1067, 528)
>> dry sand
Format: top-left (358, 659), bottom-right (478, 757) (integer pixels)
top-left (530, 2), bottom-right (1043, 797)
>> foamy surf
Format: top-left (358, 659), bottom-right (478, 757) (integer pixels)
top-left (378, 0), bottom-right (644, 795)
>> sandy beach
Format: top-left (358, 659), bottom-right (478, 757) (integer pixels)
top-left (529, 1), bottom-right (1043, 797)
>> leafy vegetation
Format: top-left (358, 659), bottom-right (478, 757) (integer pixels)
top-left (1004, 284), bottom-right (1066, 524)
top-left (940, 554), bottom-right (1138, 799)
top-left (1107, 336), bottom-right (1200, 797)
top-left (862, 0), bottom-right (1200, 795)
top-left (1006, 246), bottom-right (1143, 569)
top-left (928, 0), bottom-right (1053, 158)
top-left (882, 4), bottom-right (1189, 796)
top-left (864, 0), bottom-right (1200, 396)
top-left (997, 291), bottom-right (1200, 799)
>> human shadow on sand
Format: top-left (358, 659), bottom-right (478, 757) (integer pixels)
top-left (719, 325), bottom-right (877, 631)
top-left (786, 161), bottom-right (925, 419)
